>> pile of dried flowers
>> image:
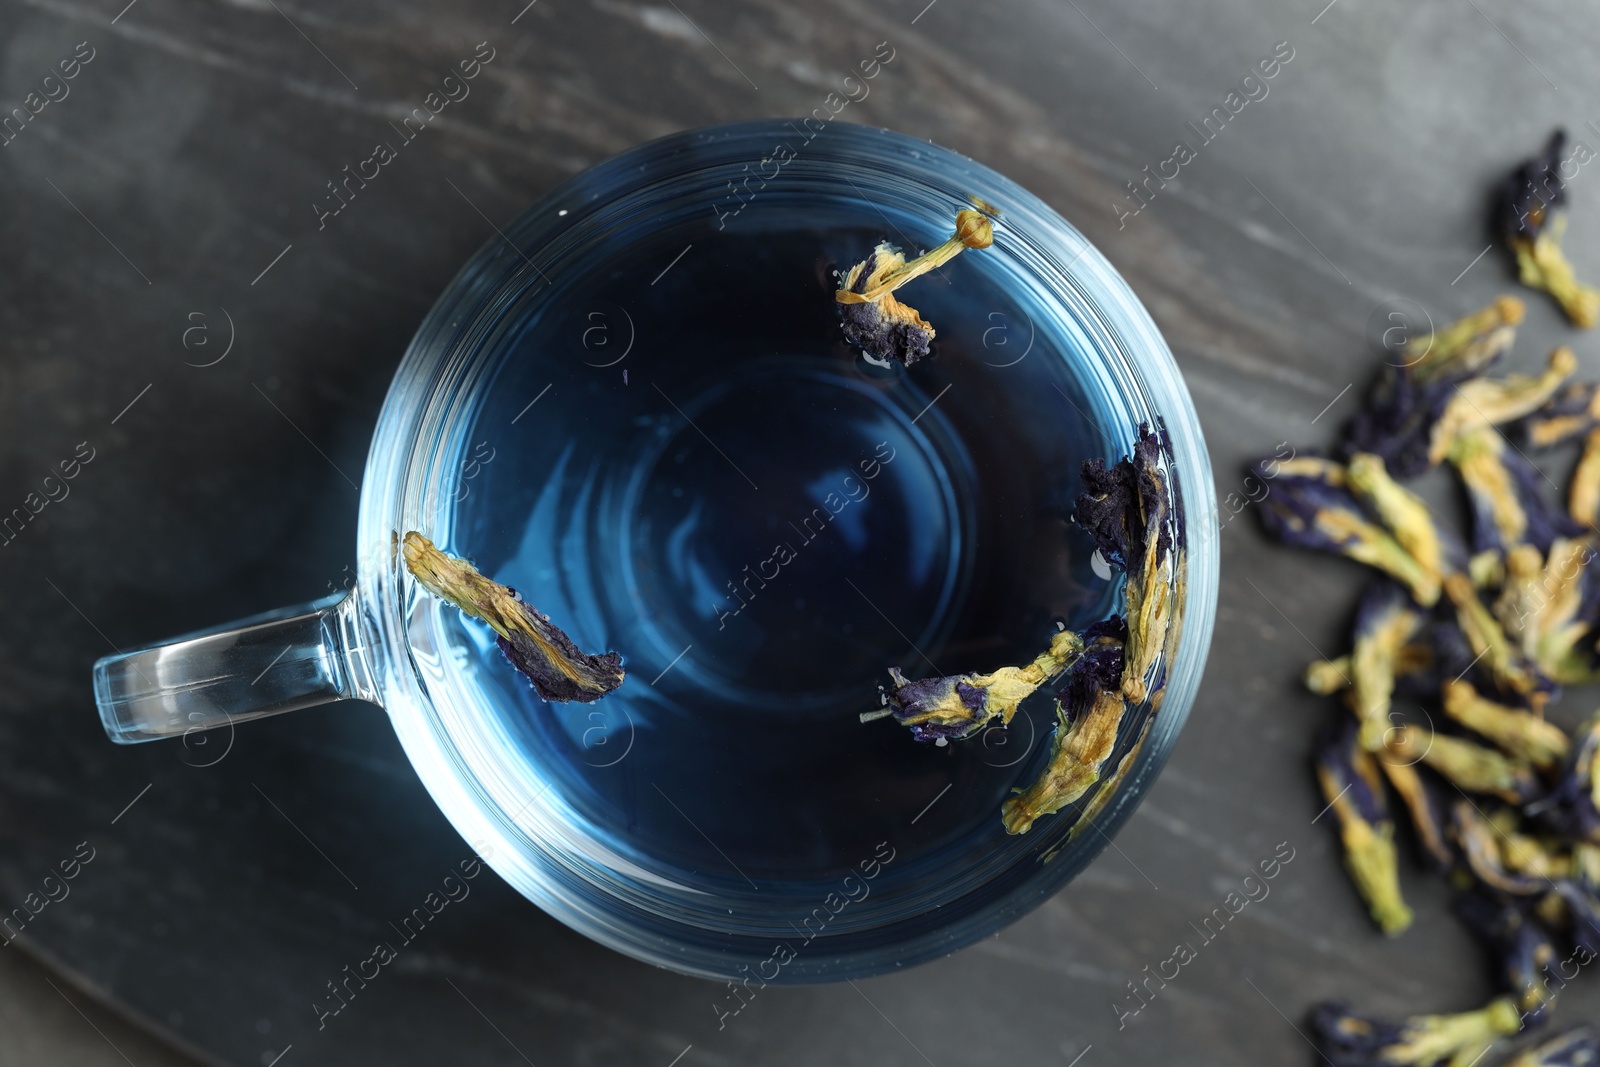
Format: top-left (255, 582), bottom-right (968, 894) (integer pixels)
top-left (1256, 133), bottom-right (1600, 1066)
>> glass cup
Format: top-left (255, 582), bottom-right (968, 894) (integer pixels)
top-left (92, 120), bottom-right (1218, 981)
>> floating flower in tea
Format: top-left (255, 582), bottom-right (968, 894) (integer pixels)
top-left (835, 205), bottom-right (996, 365)
top-left (401, 532), bottom-right (625, 704)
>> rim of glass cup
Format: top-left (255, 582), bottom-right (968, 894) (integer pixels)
top-left (349, 120), bottom-right (1219, 981)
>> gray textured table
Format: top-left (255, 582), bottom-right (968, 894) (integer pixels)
top-left (4, 0), bottom-right (1599, 1064)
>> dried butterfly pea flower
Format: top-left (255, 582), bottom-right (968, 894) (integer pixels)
top-left (1499, 130), bottom-right (1600, 328)
top-left (1254, 457), bottom-right (1442, 606)
top-left (1317, 719), bottom-right (1413, 934)
top-left (401, 532), bottom-right (625, 703)
top-left (1306, 643), bottom-right (1440, 699)
top-left (1450, 425), bottom-right (1583, 555)
top-left (1454, 892), bottom-right (1563, 1029)
top-left (1001, 619), bottom-right (1128, 836)
top-left (1066, 717), bottom-right (1153, 844)
top-left (1344, 297), bottom-right (1524, 478)
top-left (1452, 799), bottom-right (1554, 896)
top-left (1378, 758), bottom-right (1455, 871)
top-left (1345, 581), bottom-right (1427, 751)
top-left (1528, 711), bottom-right (1600, 844)
top-left (1074, 424), bottom-right (1173, 702)
top-left (1442, 680), bottom-right (1571, 771)
top-left (835, 207), bottom-right (995, 365)
top-left (1496, 540), bottom-right (1600, 685)
top-left (1432, 347), bottom-right (1581, 467)
top-left (1556, 844), bottom-right (1600, 956)
top-left (1387, 724), bottom-right (1544, 805)
top-left (1406, 295), bottom-right (1526, 385)
top-left (1309, 997), bottom-right (1522, 1067)
top-left (1497, 826), bottom-right (1573, 884)
top-left (1443, 573), bottom-right (1556, 713)
top-left (1512, 381), bottom-right (1600, 451)
top-left (1347, 452), bottom-right (1462, 587)
top-left (1502, 1028), bottom-right (1600, 1067)
top-left (869, 628), bottom-right (1084, 742)
top-left (1571, 429), bottom-right (1600, 530)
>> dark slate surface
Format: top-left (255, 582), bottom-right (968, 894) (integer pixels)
top-left (3, 0), bottom-right (1599, 1064)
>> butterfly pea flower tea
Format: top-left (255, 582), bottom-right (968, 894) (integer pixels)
top-left (92, 123), bottom-right (1218, 981)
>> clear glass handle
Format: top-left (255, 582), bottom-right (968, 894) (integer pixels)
top-left (92, 591), bottom-right (380, 744)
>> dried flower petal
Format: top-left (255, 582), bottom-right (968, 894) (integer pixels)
top-left (1442, 680), bottom-right (1571, 771)
top-left (1499, 131), bottom-right (1600, 328)
top-left (1450, 426), bottom-right (1583, 555)
top-left (835, 207), bottom-right (995, 366)
top-left (1001, 620), bottom-right (1128, 835)
top-left (1349, 581), bottom-right (1427, 751)
top-left (1555, 844), bottom-right (1600, 956)
top-left (1496, 539), bottom-right (1600, 684)
top-left (1074, 425), bottom-right (1173, 701)
top-left (1512, 381), bottom-right (1600, 451)
top-left (1528, 711), bottom-right (1600, 844)
top-left (1309, 997), bottom-right (1522, 1067)
top-left (836, 246), bottom-right (937, 365)
top-left (1387, 725), bottom-right (1544, 805)
top-left (1344, 298), bottom-right (1523, 478)
top-left (401, 531), bottom-right (625, 703)
top-left (1066, 718), bottom-right (1153, 844)
top-left (1406, 296), bottom-right (1525, 385)
top-left (1378, 758), bottom-right (1454, 871)
top-left (872, 628), bottom-right (1084, 742)
top-left (1432, 347), bottom-right (1580, 466)
top-left (1443, 573), bottom-right (1555, 713)
top-left (1452, 800), bottom-right (1552, 896)
top-left (1454, 892), bottom-right (1563, 1028)
top-left (1347, 452), bottom-right (1461, 584)
top-left (1318, 719), bottom-right (1413, 934)
top-left (1254, 457), bottom-right (1442, 605)
top-left (1502, 1028), bottom-right (1600, 1067)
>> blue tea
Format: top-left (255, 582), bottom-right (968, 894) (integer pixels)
top-left (429, 191), bottom-right (1134, 917)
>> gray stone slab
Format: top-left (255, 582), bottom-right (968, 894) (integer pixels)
top-left (2, 0), bottom-right (1597, 1064)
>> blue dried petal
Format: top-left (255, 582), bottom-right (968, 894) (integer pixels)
top-left (1058, 617), bottom-right (1127, 725)
top-left (1452, 801), bottom-right (1550, 896)
top-left (1377, 759), bottom-right (1454, 871)
top-left (401, 533), bottom-right (625, 704)
top-left (1410, 617), bottom-right (1484, 694)
top-left (1454, 892), bottom-right (1562, 1028)
top-left (1342, 370), bottom-right (1461, 479)
top-left (1252, 457), bottom-right (1441, 606)
top-left (1553, 879), bottom-right (1600, 958)
top-left (1349, 580), bottom-right (1426, 750)
top-left (879, 629), bottom-right (1085, 742)
top-left (1319, 719), bottom-right (1390, 826)
top-left (1076, 426), bottom-right (1169, 574)
top-left (1499, 130), bottom-right (1570, 242)
top-left (1074, 426), bottom-right (1172, 701)
top-left (1310, 998), bottom-right (1523, 1067)
top-left (1504, 1028), bottom-right (1600, 1067)
top-left (1317, 718), bottom-right (1412, 934)
top-left (1450, 427), bottom-right (1582, 554)
top-left (1511, 381), bottom-right (1600, 450)
top-left (1528, 711), bottom-right (1600, 844)
top-left (1443, 573), bottom-right (1558, 714)
top-left (837, 246), bottom-right (936, 365)
top-left (1310, 1001), bottom-right (1408, 1066)
top-left (883, 669), bottom-right (989, 741)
